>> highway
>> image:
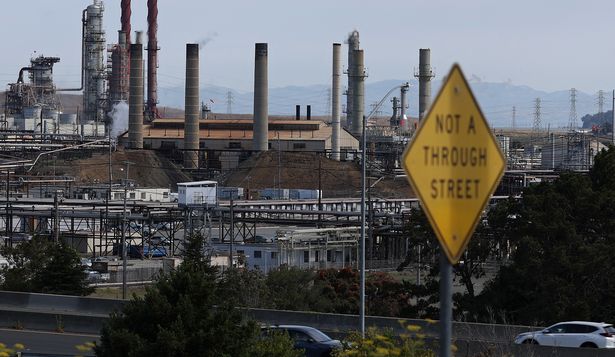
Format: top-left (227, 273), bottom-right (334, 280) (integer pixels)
top-left (0, 328), bottom-right (97, 356)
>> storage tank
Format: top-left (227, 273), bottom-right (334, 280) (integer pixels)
top-left (59, 113), bottom-right (78, 125)
top-left (42, 109), bottom-right (59, 121)
top-left (23, 106), bottom-right (42, 119)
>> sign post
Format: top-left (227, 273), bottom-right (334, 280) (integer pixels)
top-left (402, 64), bottom-right (506, 357)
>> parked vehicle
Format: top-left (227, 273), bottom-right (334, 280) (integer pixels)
top-left (514, 321), bottom-right (615, 348)
top-left (128, 245), bottom-right (167, 259)
top-left (84, 269), bottom-right (110, 283)
top-left (262, 325), bottom-right (342, 357)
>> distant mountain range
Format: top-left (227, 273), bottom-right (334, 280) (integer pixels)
top-left (1, 79), bottom-right (602, 130)
top-left (158, 79), bottom-right (600, 129)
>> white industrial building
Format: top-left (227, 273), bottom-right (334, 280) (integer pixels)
top-left (177, 181), bottom-right (218, 206)
top-left (213, 227), bottom-right (359, 272)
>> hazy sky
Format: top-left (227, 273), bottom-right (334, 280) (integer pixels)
top-left (1, 0), bottom-right (614, 94)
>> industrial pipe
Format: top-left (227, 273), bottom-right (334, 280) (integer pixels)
top-left (57, 9), bottom-right (87, 92)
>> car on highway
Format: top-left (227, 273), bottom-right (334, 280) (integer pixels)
top-left (514, 321), bottom-right (615, 348)
top-left (261, 325), bottom-right (342, 357)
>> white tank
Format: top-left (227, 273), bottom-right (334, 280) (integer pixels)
top-left (59, 113), bottom-right (78, 125)
top-left (23, 106), bottom-right (42, 119)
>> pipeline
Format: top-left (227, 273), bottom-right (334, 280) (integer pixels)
top-left (57, 9), bottom-right (87, 92)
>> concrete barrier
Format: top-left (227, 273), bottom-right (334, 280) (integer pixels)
top-left (0, 291), bottom-right (125, 315)
top-left (0, 292), bottom-right (613, 356)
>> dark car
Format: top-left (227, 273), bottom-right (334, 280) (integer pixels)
top-left (262, 325), bottom-right (342, 357)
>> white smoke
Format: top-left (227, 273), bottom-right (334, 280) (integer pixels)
top-left (196, 32), bottom-right (219, 49)
top-left (108, 101), bottom-right (129, 139)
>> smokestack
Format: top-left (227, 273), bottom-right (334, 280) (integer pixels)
top-left (296, 105), bottom-right (300, 121)
top-left (416, 49), bottom-right (434, 121)
top-left (135, 31), bottom-right (143, 44)
top-left (121, 0), bottom-right (131, 44)
top-left (331, 43), bottom-right (341, 161)
top-left (351, 49), bottom-right (365, 137)
top-left (346, 31), bottom-right (359, 129)
top-left (128, 43), bottom-right (143, 149)
top-left (146, 0), bottom-right (159, 120)
top-left (306, 105), bottom-right (311, 120)
top-left (184, 44), bottom-right (200, 168)
top-left (390, 97), bottom-right (399, 127)
top-left (253, 43), bottom-right (269, 152)
top-left (400, 83), bottom-right (409, 131)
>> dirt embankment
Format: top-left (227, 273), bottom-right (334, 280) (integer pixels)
top-left (33, 149), bottom-right (191, 188)
top-left (223, 151), bottom-right (413, 198)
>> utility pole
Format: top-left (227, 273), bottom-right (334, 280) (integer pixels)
top-left (121, 160), bottom-right (133, 300)
top-left (277, 133), bottom-right (281, 199)
top-left (226, 91), bottom-right (234, 114)
top-left (318, 155), bottom-right (322, 228)
top-left (229, 195), bottom-right (234, 268)
top-left (5, 171), bottom-right (11, 246)
top-left (531, 98), bottom-right (542, 170)
top-left (569, 88), bottom-right (577, 131)
top-left (598, 90), bottom-right (605, 126)
top-left (325, 88), bottom-right (332, 117)
top-left (54, 190), bottom-right (62, 243)
top-left (360, 114), bottom-right (366, 337)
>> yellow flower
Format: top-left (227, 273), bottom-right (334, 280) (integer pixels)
top-left (13, 343), bottom-right (25, 350)
top-left (406, 324), bottom-right (421, 332)
top-left (75, 344), bottom-right (91, 352)
top-left (0, 343), bottom-right (5, 349)
top-left (375, 347), bottom-right (389, 356)
top-left (375, 334), bottom-right (390, 341)
top-left (85, 341), bottom-right (96, 348)
top-left (425, 318), bottom-right (437, 324)
top-left (0, 351), bottom-right (9, 357)
top-left (416, 333), bottom-right (426, 339)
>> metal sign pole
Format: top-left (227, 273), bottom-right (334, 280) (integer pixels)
top-left (439, 250), bottom-right (452, 357)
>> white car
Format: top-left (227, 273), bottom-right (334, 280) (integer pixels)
top-left (514, 321), bottom-right (615, 348)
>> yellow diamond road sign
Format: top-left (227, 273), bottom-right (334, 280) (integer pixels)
top-left (402, 64), bottom-right (506, 264)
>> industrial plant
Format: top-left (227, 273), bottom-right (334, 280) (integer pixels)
top-left (0, 0), bottom-right (611, 284)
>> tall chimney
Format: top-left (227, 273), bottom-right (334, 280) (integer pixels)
top-left (146, 0), bottom-right (159, 120)
top-left (351, 49), bottom-right (365, 137)
top-left (121, 0), bottom-right (131, 44)
top-left (184, 44), bottom-right (200, 168)
top-left (128, 42), bottom-right (143, 149)
top-left (253, 43), bottom-right (269, 152)
top-left (416, 48), bottom-right (434, 121)
top-left (390, 97), bottom-right (399, 127)
top-left (306, 105), bottom-right (311, 120)
top-left (400, 83), bottom-right (409, 131)
top-left (331, 43), bottom-right (342, 161)
top-left (295, 105), bottom-right (300, 120)
top-left (346, 31), bottom-right (359, 129)
top-left (120, 0), bottom-right (131, 102)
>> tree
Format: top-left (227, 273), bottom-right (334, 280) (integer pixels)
top-left (95, 233), bottom-right (300, 356)
top-left (472, 149), bottom-right (615, 325)
top-left (0, 236), bottom-right (93, 296)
